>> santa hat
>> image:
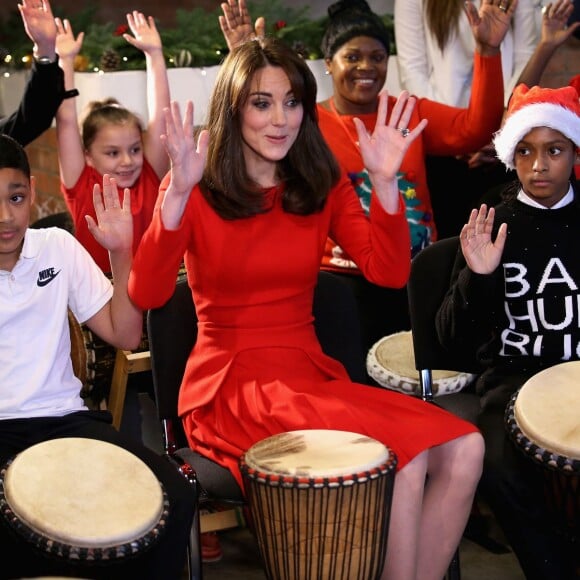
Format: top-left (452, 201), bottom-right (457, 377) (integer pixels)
top-left (569, 74), bottom-right (580, 98)
top-left (493, 84), bottom-right (580, 170)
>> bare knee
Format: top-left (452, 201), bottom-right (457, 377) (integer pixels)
top-left (429, 431), bottom-right (484, 484)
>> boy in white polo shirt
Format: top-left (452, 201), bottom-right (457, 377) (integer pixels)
top-left (0, 134), bottom-right (193, 579)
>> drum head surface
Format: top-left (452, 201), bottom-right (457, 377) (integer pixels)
top-left (243, 429), bottom-right (391, 478)
top-left (4, 438), bottom-right (163, 548)
top-left (366, 331), bottom-right (475, 396)
top-left (515, 361), bottom-right (580, 460)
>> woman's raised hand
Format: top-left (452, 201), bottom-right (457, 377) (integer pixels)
top-left (354, 91), bottom-right (427, 184)
top-left (160, 101), bottom-right (209, 229)
top-left (464, 0), bottom-right (518, 53)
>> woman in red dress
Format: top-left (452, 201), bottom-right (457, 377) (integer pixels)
top-left (129, 38), bottom-right (483, 580)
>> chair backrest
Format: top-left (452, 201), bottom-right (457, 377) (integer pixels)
top-left (407, 236), bottom-right (481, 376)
top-left (147, 279), bottom-right (197, 432)
top-left (313, 271), bottom-right (367, 384)
top-left (147, 271), bottom-right (367, 429)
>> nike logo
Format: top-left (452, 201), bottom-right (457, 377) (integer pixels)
top-left (37, 267), bottom-right (61, 287)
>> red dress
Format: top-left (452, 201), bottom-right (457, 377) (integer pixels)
top-left (129, 174), bottom-right (477, 487)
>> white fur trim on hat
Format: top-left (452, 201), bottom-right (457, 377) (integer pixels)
top-left (493, 103), bottom-right (580, 170)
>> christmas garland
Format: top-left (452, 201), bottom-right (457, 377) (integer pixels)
top-left (0, 0), bottom-right (394, 73)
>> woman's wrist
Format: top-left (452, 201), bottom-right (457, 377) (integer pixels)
top-left (475, 43), bottom-right (501, 57)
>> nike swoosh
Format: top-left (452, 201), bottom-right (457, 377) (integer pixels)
top-left (37, 270), bottom-right (61, 287)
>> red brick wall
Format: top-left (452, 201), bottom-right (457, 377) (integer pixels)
top-left (25, 129), bottom-right (65, 223)
top-left (1, 1), bottom-right (221, 28)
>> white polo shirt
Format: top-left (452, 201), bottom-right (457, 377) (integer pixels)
top-left (0, 228), bottom-right (113, 419)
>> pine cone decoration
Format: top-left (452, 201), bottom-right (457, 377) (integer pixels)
top-left (291, 41), bottom-right (309, 60)
top-left (100, 48), bottom-right (121, 72)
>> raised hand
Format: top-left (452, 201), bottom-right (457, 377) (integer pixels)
top-left (460, 204), bottom-right (507, 274)
top-left (464, 0), bottom-right (518, 52)
top-left (160, 101), bottom-right (209, 229)
top-left (18, 0), bottom-right (57, 59)
top-left (352, 91), bottom-right (427, 213)
top-left (124, 11), bottom-right (163, 56)
top-left (354, 91), bottom-right (427, 183)
top-left (87, 174), bottom-right (133, 253)
top-left (219, 0), bottom-right (266, 51)
top-left (540, 0), bottom-right (580, 48)
top-left (55, 18), bottom-right (84, 61)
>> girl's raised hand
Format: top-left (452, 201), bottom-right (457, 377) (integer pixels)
top-left (55, 17), bottom-right (84, 61)
top-left (124, 11), bottom-right (162, 55)
top-left (460, 204), bottom-right (507, 274)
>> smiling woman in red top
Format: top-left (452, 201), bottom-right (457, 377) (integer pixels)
top-left (220, 0), bottom-right (511, 350)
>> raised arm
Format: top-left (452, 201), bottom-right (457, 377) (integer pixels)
top-left (124, 11), bottom-right (170, 178)
top-left (84, 174), bottom-right (142, 349)
top-left (355, 91), bottom-right (428, 214)
top-left (0, 0), bottom-right (63, 145)
top-left (516, 0), bottom-right (580, 89)
top-left (436, 204), bottom-right (506, 348)
top-left (219, 0), bottom-right (266, 51)
top-left (54, 18), bottom-right (85, 188)
top-left (128, 101), bottom-right (208, 309)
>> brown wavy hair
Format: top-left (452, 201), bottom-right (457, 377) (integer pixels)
top-left (424, 0), bottom-right (463, 52)
top-left (201, 37), bottom-right (341, 219)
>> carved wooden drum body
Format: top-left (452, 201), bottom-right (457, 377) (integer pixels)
top-left (240, 429), bottom-right (397, 580)
top-left (506, 360), bottom-right (580, 541)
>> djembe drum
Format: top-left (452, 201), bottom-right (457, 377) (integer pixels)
top-left (0, 438), bottom-right (169, 563)
top-left (505, 361), bottom-right (580, 563)
top-left (366, 331), bottom-right (475, 397)
top-left (240, 429), bottom-right (397, 580)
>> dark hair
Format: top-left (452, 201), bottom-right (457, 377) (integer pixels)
top-left (321, 0), bottom-right (391, 59)
top-left (202, 37), bottom-right (341, 219)
top-left (0, 134), bottom-right (30, 178)
top-left (81, 98), bottom-right (143, 151)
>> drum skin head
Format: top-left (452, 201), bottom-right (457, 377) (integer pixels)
top-left (242, 429), bottom-right (393, 478)
top-left (3, 438), bottom-right (164, 548)
top-left (515, 360), bottom-right (580, 460)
